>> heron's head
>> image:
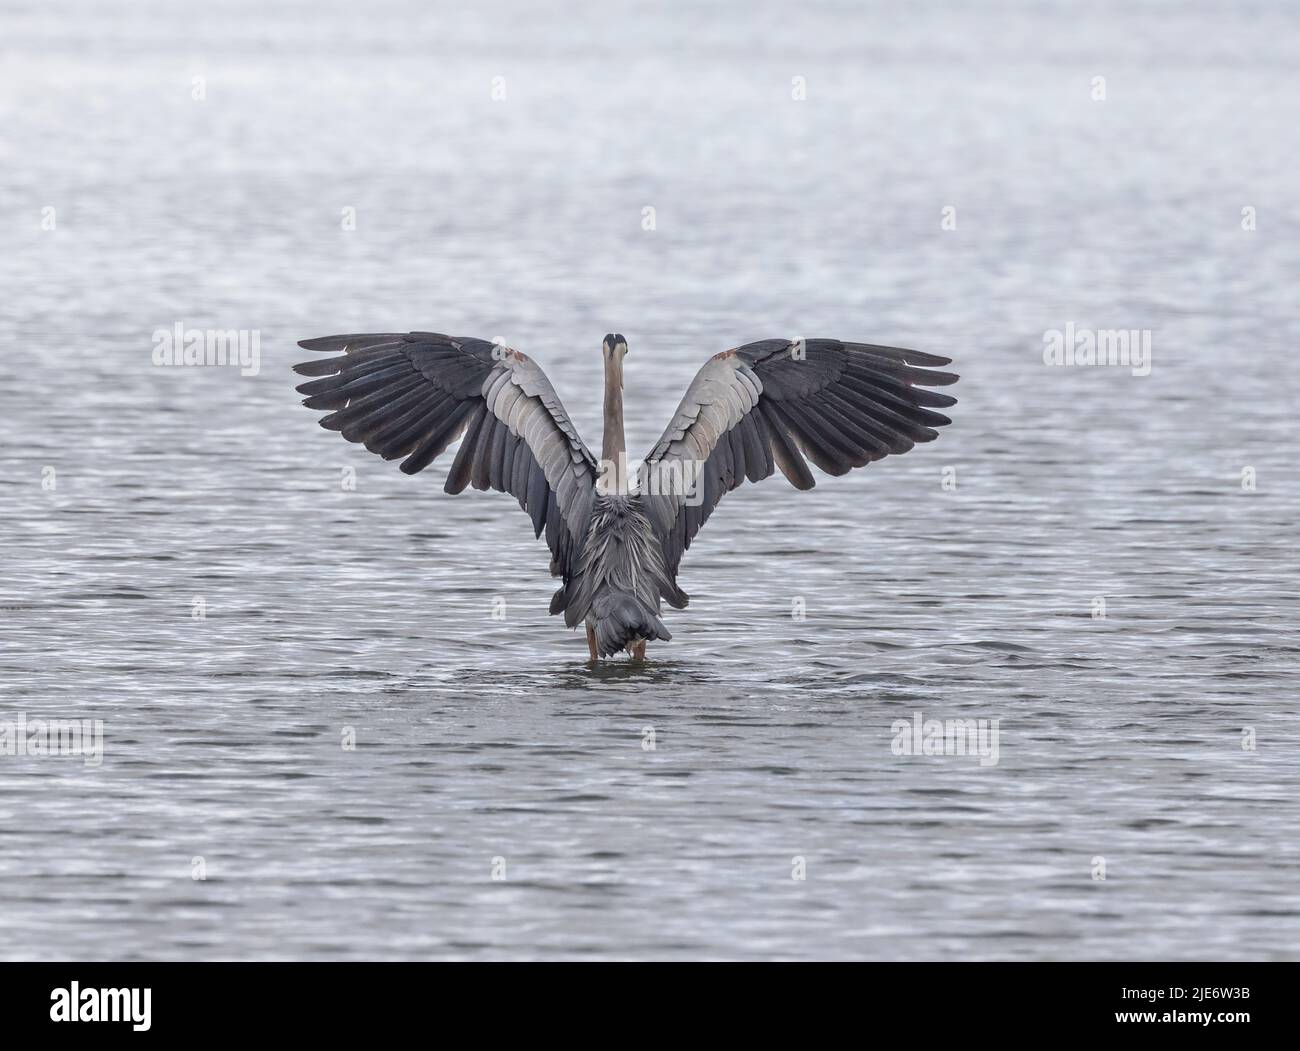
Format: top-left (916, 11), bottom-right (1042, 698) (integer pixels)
top-left (602, 333), bottom-right (628, 363)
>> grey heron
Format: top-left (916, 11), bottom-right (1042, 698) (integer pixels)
top-left (294, 333), bottom-right (957, 660)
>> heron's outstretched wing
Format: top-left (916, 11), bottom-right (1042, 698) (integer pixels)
top-left (294, 333), bottom-right (598, 585)
top-left (637, 339), bottom-right (957, 577)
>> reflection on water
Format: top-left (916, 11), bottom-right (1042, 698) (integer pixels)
top-left (1, 0), bottom-right (1299, 959)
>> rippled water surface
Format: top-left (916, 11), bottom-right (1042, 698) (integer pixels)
top-left (2, 0), bottom-right (1299, 959)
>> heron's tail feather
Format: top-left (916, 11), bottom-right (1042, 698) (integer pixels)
top-left (591, 589), bottom-right (671, 658)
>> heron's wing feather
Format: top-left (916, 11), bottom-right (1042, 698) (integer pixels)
top-left (295, 333), bottom-right (598, 578)
top-left (638, 339), bottom-right (957, 576)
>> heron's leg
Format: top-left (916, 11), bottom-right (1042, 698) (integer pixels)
top-left (632, 641), bottom-right (646, 660)
top-left (586, 624), bottom-right (598, 661)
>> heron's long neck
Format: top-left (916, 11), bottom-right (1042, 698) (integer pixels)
top-left (602, 355), bottom-right (626, 464)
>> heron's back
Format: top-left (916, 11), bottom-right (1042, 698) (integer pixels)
top-left (563, 494), bottom-right (673, 656)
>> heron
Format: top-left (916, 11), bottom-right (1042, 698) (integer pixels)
top-left (294, 332), bottom-right (957, 660)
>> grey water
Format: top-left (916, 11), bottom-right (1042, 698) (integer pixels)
top-left (2, 0), bottom-right (1298, 960)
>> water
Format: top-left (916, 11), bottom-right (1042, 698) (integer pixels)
top-left (2, 0), bottom-right (1299, 959)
